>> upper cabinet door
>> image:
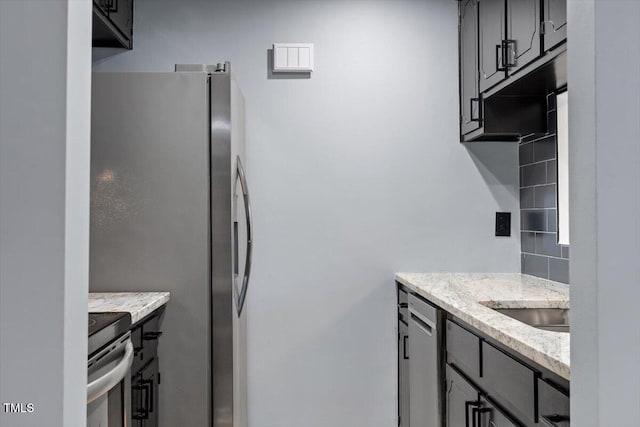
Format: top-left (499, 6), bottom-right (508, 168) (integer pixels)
top-left (479, 0), bottom-right (507, 93)
top-left (543, 0), bottom-right (567, 51)
top-left (506, 0), bottom-right (541, 75)
top-left (460, 0), bottom-right (481, 135)
top-left (107, 0), bottom-right (133, 40)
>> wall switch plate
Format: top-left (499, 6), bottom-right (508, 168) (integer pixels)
top-left (273, 43), bottom-right (314, 73)
top-left (495, 212), bottom-right (511, 236)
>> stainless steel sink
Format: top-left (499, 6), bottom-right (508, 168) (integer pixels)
top-left (493, 308), bottom-right (570, 333)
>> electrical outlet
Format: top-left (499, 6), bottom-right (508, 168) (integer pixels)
top-left (495, 212), bottom-right (511, 237)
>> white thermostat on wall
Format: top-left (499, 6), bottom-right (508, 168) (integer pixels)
top-left (273, 43), bottom-right (314, 73)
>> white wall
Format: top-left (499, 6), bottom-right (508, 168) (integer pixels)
top-left (568, 0), bottom-right (640, 425)
top-left (93, 1), bottom-right (520, 426)
top-left (0, 1), bottom-right (92, 426)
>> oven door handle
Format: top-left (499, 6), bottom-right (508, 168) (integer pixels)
top-left (87, 340), bottom-right (134, 404)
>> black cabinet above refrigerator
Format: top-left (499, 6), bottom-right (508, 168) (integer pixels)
top-left (92, 0), bottom-right (133, 49)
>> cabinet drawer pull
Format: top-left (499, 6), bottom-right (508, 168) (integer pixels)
top-left (470, 98), bottom-right (481, 122)
top-left (465, 400), bottom-right (481, 427)
top-left (540, 415), bottom-right (570, 426)
top-left (403, 335), bottom-right (409, 360)
top-left (143, 331), bottom-right (163, 340)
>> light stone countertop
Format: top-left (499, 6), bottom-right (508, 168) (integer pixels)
top-left (395, 273), bottom-right (570, 380)
top-left (88, 292), bottom-right (170, 324)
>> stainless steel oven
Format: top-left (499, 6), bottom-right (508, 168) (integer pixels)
top-left (87, 332), bottom-right (134, 427)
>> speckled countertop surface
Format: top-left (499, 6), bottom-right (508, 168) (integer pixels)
top-left (395, 273), bottom-right (570, 380)
top-left (88, 292), bottom-right (170, 324)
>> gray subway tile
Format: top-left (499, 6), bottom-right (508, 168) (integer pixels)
top-left (562, 246), bottom-right (570, 259)
top-left (534, 136), bottom-right (556, 162)
top-left (521, 163), bottom-right (547, 187)
top-left (522, 254), bottom-right (549, 279)
top-left (520, 187), bottom-right (534, 208)
top-left (519, 142), bottom-right (534, 166)
top-left (547, 159), bottom-right (557, 183)
top-left (547, 209), bottom-right (557, 233)
top-left (535, 232), bottom-right (562, 257)
top-left (521, 232), bottom-right (536, 253)
top-left (549, 258), bottom-right (569, 284)
top-left (522, 210), bottom-right (547, 232)
top-left (535, 184), bottom-right (556, 208)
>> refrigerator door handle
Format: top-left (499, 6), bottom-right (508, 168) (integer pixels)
top-left (235, 156), bottom-right (253, 316)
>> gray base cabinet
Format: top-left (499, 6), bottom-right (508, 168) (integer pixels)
top-left (398, 288), bottom-right (410, 427)
top-left (445, 365), bottom-right (479, 427)
top-left (399, 320), bottom-right (410, 427)
top-left (408, 295), bottom-right (441, 427)
top-left (131, 310), bottom-right (163, 427)
top-left (397, 283), bottom-right (570, 427)
top-left (445, 365), bottom-right (519, 427)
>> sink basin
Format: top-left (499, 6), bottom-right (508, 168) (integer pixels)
top-left (492, 308), bottom-right (570, 333)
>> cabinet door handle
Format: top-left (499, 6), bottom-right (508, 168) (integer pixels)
top-left (473, 407), bottom-right (492, 427)
top-left (504, 39), bottom-right (517, 68)
top-left (540, 415), bottom-right (570, 426)
top-left (402, 335), bottom-right (409, 360)
top-left (465, 401), bottom-right (481, 427)
top-left (142, 379), bottom-right (154, 412)
top-left (133, 380), bottom-right (150, 420)
top-left (496, 44), bottom-right (506, 72)
top-left (470, 98), bottom-right (481, 122)
top-left (143, 331), bottom-right (163, 340)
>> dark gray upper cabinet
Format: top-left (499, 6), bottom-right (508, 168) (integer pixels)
top-left (543, 0), bottom-right (567, 51)
top-left (458, 0), bottom-right (567, 142)
top-left (459, 0), bottom-right (482, 136)
top-left (506, 0), bottom-right (541, 75)
top-left (479, 0), bottom-right (507, 93)
top-left (93, 0), bottom-right (133, 49)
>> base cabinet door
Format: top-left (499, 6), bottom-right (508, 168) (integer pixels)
top-left (399, 321), bottom-right (410, 427)
top-left (409, 304), bottom-right (440, 427)
top-left (132, 358), bottom-right (159, 427)
top-left (476, 397), bottom-right (519, 427)
top-left (445, 365), bottom-right (479, 427)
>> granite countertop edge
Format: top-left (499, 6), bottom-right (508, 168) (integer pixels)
top-left (88, 292), bottom-right (171, 324)
top-left (395, 272), bottom-right (570, 380)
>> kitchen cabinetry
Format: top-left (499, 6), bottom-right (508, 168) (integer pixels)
top-left (479, 0), bottom-right (507, 92)
top-left (459, 0), bottom-right (481, 135)
top-left (543, 0), bottom-right (567, 51)
top-left (479, 0), bottom-right (540, 91)
top-left (408, 294), bottom-right (441, 427)
top-left (397, 284), bottom-right (570, 426)
top-left (131, 309), bottom-right (163, 427)
top-left (398, 288), bottom-right (410, 427)
top-left (459, 0), bottom-right (566, 142)
top-left (445, 365), bottom-right (478, 427)
top-left (93, 0), bottom-right (133, 49)
top-left (506, 0), bottom-right (541, 74)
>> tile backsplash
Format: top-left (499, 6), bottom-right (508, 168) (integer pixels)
top-left (519, 94), bottom-right (569, 284)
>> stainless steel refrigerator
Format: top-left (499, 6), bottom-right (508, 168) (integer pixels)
top-left (90, 63), bottom-right (251, 427)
